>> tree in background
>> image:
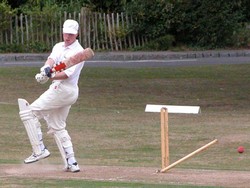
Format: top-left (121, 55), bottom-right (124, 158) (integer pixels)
top-left (126, 0), bottom-right (248, 49)
top-left (1, 0), bottom-right (250, 51)
top-left (240, 0), bottom-right (250, 22)
top-left (82, 0), bottom-right (131, 13)
top-left (4, 0), bottom-right (85, 12)
top-left (0, 0), bottom-right (16, 29)
top-left (170, 0), bottom-right (245, 48)
top-left (125, 0), bottom-right (175, 50)
top-left (5, 0), bottom-right (28, 9)
top-left (7, 0), bottom-right (131, 13)
top-left (126, 0), bottom-right (173, 39)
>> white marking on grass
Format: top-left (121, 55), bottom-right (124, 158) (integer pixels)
top-left (0, 102), bottom-right (17, 105)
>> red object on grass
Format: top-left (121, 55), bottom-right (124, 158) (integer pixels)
top-left (237, 146), bottom-right (244, 153)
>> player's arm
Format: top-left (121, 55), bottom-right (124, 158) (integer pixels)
top-left (35, 58), bottom-right (56, 84)
top-left (40, 58), bottom-right (55, 71)
top-left (36, 63), bottom-right (69, 83)
top-left (50, 71), bottom-right (68, 80)
top-left (46, 48), bottom-right (94, 77)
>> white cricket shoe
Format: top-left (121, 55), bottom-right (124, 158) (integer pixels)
top-left (64, 162), bottom-right (80, 173)
top-left (24, 148), bottom-right (50, 164)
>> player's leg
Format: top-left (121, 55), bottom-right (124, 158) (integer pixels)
top-left (18, 98), bottom-right (50, 164)
top-left (46, 106), bottom-right (80, 172)
top-left (30, 83), bottom-right (79, 171)
top-left (53, 130), bottom-right (68, 169)
top-left (53, 129), bottom-right (80, 172)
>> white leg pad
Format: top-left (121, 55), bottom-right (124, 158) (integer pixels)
top-left (53, 130), bottom-right (74, 168)
top-left (18, 98), bottom-right (41, 155)
top-left (53, 132), bottom-right (68, 168)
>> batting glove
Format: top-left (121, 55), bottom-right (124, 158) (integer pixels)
top-left (40, 64), bottom-right (50, 72)
top-left (35, 73), bottom-right (49, 84)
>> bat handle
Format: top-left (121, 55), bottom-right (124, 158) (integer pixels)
top-left (52, 62), bottom-right (67, 72)
top-left (44, 62), bottom-right (67, 77)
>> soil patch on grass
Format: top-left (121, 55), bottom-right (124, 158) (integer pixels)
top-left (1, 164), bottom-right (249, 187)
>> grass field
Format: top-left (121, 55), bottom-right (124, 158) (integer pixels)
top-left (0, 63), bottom-right (250, 187)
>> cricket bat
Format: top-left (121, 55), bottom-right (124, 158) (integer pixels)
top-left (51, 47), bottom-right (94, 73)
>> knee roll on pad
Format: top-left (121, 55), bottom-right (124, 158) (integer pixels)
top-left (54, 130), bottom-right (72, 148)
top-left (19, 110), bottom-right (34, 121)
top-left (19, 110), bottom-right (41, 130)
top-left (53, 129), bottom-right (74, 167)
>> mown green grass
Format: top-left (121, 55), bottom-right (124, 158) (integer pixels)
top-left (0, 64), bottom-right (250, 187)
top-left (0, 177), bottom-right (215, 188)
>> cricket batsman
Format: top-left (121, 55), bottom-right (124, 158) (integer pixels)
top-left (18, 19), bottom-right (89, 172)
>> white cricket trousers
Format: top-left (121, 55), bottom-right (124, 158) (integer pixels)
top-left (30, 81), bottom-right (78, 131)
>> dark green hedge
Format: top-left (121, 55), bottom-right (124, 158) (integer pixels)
top-left (126, 0), bottom-right (250, 49)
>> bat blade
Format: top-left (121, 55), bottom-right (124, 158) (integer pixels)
top-left (52, 48), bottom-right (94, 72)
